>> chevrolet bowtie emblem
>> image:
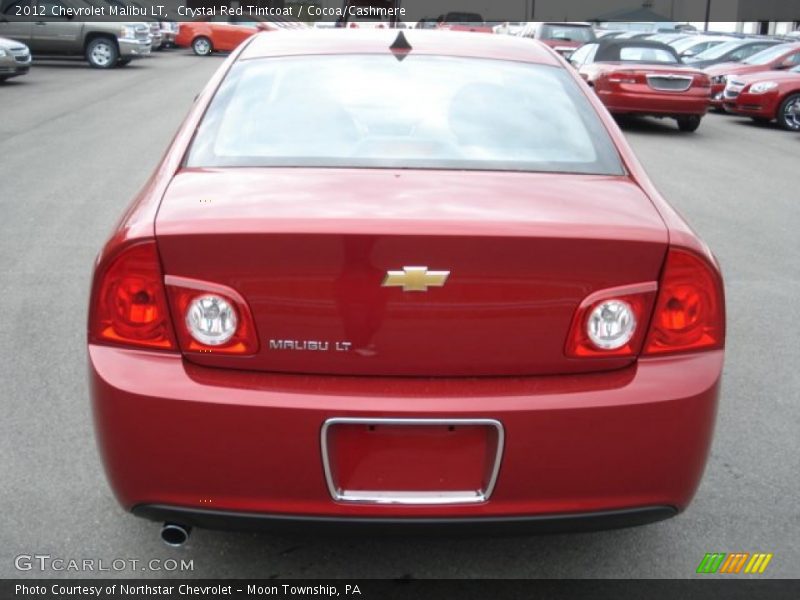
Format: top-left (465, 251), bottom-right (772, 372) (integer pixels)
top-left (382, 266), bottom-right (450, 292)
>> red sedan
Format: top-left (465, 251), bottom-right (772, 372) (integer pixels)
top-left (723, 66), bottom-right (800, 130)
top-left (88, 30), bottom-right (725, 544)
top-left (520, 22), bottom-right (597, 58)
top-left (705, 42), bottom-right (800, 109)
top-left (175, 17), bottom-right (277, 56)
top-left (572, 39), bottom-right (711, 132)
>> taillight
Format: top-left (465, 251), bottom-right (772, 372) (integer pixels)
top-left (694, 73), bottom-right (712, 88)
top-left (565, 282), bottom-right (658, 358)
top-left (89, 241), bottom-right (177, 350)
top-left (644, 248), bottom-right (724, 355)
top-left (607, 71), bottom-right (640, 85)
top-left (165, 276), bottom-right (259, 355)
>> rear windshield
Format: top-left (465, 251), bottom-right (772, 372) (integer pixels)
top-left (743, 43), bottom-right (793, 65)
top-left (444, 12), bottom-right (483, 23)
top-left (540, 24), bottom-right (596, 43)
top-left (186, 55), bottom-right (623, 175)
top-left (619, 46), bottom-right (679, 63)
top-left (693, 40), bottom-right (744, 60)
top-left (672, 37), bottom-right (722, 54)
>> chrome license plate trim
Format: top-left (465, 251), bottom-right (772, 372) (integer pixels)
top-left (320, 417), bottom-right (504, 505)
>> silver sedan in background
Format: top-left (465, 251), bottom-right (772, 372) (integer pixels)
top-left (0, 35), bottom-right (31, 82)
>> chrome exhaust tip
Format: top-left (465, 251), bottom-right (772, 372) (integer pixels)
top-left (160, 523), bottom-right (191, 547)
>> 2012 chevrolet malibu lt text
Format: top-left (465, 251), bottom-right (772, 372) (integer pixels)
top-left (88, 30), bottom-right (725, 544)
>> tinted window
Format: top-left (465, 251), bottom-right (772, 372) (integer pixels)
top-left (672, 37), bottom-right (724, 54)
top-left (443, 12), bottom-right (483, 23)
top-left (729, 44), bottom-right (767, 61)
top-left (187, 55), bottom-right (623, 176)
top-left (694, 41), bottom-right (723, 54)
top-left (693, 40), bottom-right (745, 60)
top-left (613, 23), bottom-right (655, 32)
top-left (649, 33), bottom-right (685, 44)
top-left (540, 25), bottom-right (595, 43)
top-left (569, 43), bottom-right (597, 66)
top-left (743, 44), bottom-right (796, 65)
top-left (619, 46), bottom-right (678, 63)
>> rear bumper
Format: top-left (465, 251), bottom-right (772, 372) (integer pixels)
top-left (133, 504), bottom-right (677, 535)
top-left (600, 90), bottom-right (709, 116)
top-left (89, 345), bottom-right (722, 526)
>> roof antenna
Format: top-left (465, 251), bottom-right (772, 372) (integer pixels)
top-left (389, 30), bottom-right (413, 62)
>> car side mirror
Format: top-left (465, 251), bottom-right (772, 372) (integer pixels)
top-left (777, 59), bottom-right (795, 69)
top-left (681, 50), bottom-right (696, 58)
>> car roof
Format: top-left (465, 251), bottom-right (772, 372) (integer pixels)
top-left (541, 22), bottom-right (593, 27)
top-left (594, 38), bottom-right (679, 61)
top-left (690, 34), bottom-right (737, 41)
top-left (240, 29), bottom-right (562, 66)
top-left (735, 38), bottom-right (780, 46)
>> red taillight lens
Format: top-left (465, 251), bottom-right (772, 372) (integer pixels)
top-left (165, 276), bottom-right (259, 355)
top-left (695, 74), bottom-right (712, 88)
top-left (607, 70), bottom-right (640, 85)
top-left (644, 249), bottom-right (725, 355)
top-left (565, 282), bottom-right (658, 358)
top-left (90, 241), bottom-right (176, 350)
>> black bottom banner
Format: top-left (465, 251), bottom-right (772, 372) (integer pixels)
top-left (4, 579), bottom-right (800, 600)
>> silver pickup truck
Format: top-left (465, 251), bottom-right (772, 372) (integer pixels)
top-left (0, 0), bottom-right (151, 68)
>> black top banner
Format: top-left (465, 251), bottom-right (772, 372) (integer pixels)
top-left (0, 0), bottom-right (798, 23)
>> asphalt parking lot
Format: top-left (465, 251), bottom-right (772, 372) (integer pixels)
top-left (1, 50), bottom-right (798, 579)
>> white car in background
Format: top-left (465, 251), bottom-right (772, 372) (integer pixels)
top-left (494, 22), bottom-right (527, 35)
top-left (160, 21), bottom-right (180, 47)
top-left (670, 35), bottom-right (737, 60)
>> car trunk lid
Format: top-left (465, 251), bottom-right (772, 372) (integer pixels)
top-left (155, 168), bottom-right (668, 376)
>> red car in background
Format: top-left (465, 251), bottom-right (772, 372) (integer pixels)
top-left (88, 30), bottom-right (724, 544)
top-left (705, 42), bottom-right (800, 109)
top-left (571, 39), bottom-right (711, 132)
top-left (723, 65), bottom-right (800, 130)
top-left (520, 22), bottom-right (596, 57)
top-left (175, 17), bottom-right (277, 56)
